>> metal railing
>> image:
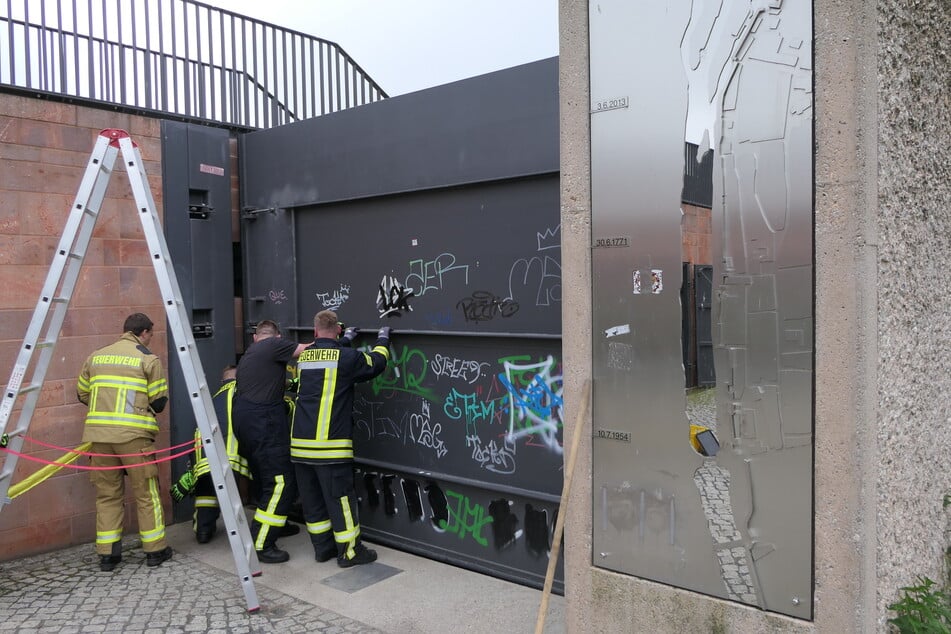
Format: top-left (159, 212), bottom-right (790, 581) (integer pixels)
top-left (0, 0), bottom-right (388, 129)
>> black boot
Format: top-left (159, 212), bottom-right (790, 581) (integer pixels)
top-left (257, 544), bottom-right (290, 564)
top-left (146, 546), bottom-right (173, 567)
top-left (196, 526), bottom-right (217, 544)
top-left (337, 543), bottom-right (377, 568)
top-left (99, 542), bottom-right (122, 572)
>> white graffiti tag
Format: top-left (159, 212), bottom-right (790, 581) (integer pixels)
top-left (430, 353), bottom-right (490, 384)
top-left (316, 283), bottom-right (351, 310)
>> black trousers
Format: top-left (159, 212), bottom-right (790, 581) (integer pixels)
top-left (232, 396), bottom-right (298, 550)
top-left (192, 473), bottom-right (219, 534)
top-left (192, 471), bottom-right (251, 534)
top-left (294, 461), bottom-right (363, 560)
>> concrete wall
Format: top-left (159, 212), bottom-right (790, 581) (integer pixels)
top-left (560, 0), bottom-right (951, 632)
top-left (875, 0), bottom-right (951, 626)
top-left (0, 94), bottom-right (169, 560)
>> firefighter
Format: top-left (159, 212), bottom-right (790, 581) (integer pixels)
top-left (190, 365), bottom-right (252, 543)
top-left (291, 310), bottom-right (390, 567)
top-left (232, 319), bottom-right (309, 563)
top-left (77, 313), bottom-right (173, 572)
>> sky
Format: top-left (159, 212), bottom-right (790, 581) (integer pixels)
top-left (200, 0), bottom-right (559, 97)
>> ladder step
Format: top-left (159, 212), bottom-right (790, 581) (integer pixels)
top-left (14, 382), bottom-right (42, 396)
top-left (0, 130), bottom-right (261, 613)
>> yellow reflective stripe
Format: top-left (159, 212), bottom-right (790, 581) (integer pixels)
top-left (290, 447), bottom-right (354, 460)
top-left (141, 526), bottom-right (165, 543)
top-left (230, 459), bottom-right (251, 479)
top-left (85, 417), bottom-right (159, 432)
top-left (89, 375), bottom-right (148, 388)
top-left (78, 376), bottom-right (90, 390)
top-left (86, 411), bottom-right (156, 422)
top-left (371, 345), bottom-right (390, 359)
top-left (316, 369), bottom-right (337, 440)
top-left (213, 381), bottom-right (244, 465)
top-left (338, 497), bottom-right (359, 559)
top-left (306, 520), bottom-right (332, 534)
top-left (195, 496), bottom-right (219, 508)
top-left (96, 530), bottom-right (122, 544)
top-left (291, 438), bottom-right (352, 449)
top-left (333, 526), bottom-right (360, 541)
top-left (225, 387), bottom-right (238, 456)
top-left (139, 477), bottom-right (165, 544)
top-left (254, 510), bottom-right (285, 527)
top-left (147, 379), bottom-right (168, 398)
top-left (195, 455), bottom-right (249, 478)
top-left (254, 474), bottom-right (286, 550)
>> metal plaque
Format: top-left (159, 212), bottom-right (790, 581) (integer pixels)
top-left (589, 0), bottom-right (814, 619)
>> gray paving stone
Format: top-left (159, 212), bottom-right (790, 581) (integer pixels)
top-left (0, 538), bottom-right (383, 633)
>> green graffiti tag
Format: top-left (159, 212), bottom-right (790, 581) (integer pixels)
top-left (364, 344), bottom-right (439, 402)
top-left (443, 388), bottom-right (504, 435)
top-left (440, 489), bottom-right (493, 547)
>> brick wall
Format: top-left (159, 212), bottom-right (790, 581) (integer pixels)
top-left (681, 202), bottom-right (712, 266)
top-left (0, 94), bottom-right (169, 560)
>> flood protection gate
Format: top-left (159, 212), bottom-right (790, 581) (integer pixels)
top-left (237, 58), bottom-right (564, 590)
top-left (161, 121), bottom-right (237, 522)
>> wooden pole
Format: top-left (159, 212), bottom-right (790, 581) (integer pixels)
top-left (534, 379), bottom-right (591, 634)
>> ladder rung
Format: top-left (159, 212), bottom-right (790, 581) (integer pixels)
top-left (14, 382), bottom-right (42, 396)
top-left (35, 340), bottom-right (57, 349)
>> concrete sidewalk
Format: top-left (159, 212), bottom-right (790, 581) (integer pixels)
top-left (0, 521), bottom-right (566, 633)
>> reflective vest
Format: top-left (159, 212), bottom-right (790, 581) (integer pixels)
top-left (193, 379), bottom-right (251, 479)
top-left (78, 332), bottom-right (168, 443)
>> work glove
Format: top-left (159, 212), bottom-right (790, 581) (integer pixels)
top-left (170, 469), bottom-right (198, 502)
top-left (377, 326), bottom-right (391, 345)
top-left (342, 327), bottom-right (359, 343)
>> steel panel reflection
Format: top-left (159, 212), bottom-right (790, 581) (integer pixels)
top-left (589, 0), bottom-right (814, 620)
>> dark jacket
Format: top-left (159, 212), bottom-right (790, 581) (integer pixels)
top-left (290, 337), bottom-right (389, 463)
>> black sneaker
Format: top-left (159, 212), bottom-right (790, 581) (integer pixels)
top-left (337, 544), bottom-right (377, 568)
top-left (315, 547), bottom-right (337, 563)
top-left (278, 523), bottom-right (300, 537)
top-left (99, 555), bottom-right (121, 572)
top-left (146, 547), bottom-right (173, 568)
top-left (257, 545), bottom-right (290, 564)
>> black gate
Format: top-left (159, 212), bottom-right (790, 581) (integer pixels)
top-left (238, 58), bottom-right (564, 590)
top-left (161, 121), bottom-right (237, 522)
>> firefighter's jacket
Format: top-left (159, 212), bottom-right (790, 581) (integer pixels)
top-left (77, 332), bottom-right (168, 444)
top-left (290, 336), bottom-right (389, 463)
top-left (193, 379), bottom-right (251, 480)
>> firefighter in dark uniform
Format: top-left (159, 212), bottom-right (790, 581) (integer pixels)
top-left (190, 365), bottom-right (252, 543)
top-left (232, 319), bottom-right (309, 563)
top-left (77, 313), bottom-right (173, 572)
top-left (291, 310), bottom-right (390, 567)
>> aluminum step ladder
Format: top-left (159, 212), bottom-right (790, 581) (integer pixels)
top-left (0, 129), bottom-right (262, 612)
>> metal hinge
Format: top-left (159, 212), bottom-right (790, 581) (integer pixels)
top-left (241, 206), bottom-right (276, 221)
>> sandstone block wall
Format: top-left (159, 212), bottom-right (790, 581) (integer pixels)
top-left (0, 95), bottom-right (168, 559)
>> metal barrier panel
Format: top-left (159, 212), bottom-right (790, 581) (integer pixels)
top-left (239, 60), bottom-right (563, 589)
top-left (589, 0), bottom-right (814, 620)
top-left (161, 121), bottom-right (237, 523)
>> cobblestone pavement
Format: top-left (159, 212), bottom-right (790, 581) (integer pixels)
top-left (0, 539), bottom-right (381, 634)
